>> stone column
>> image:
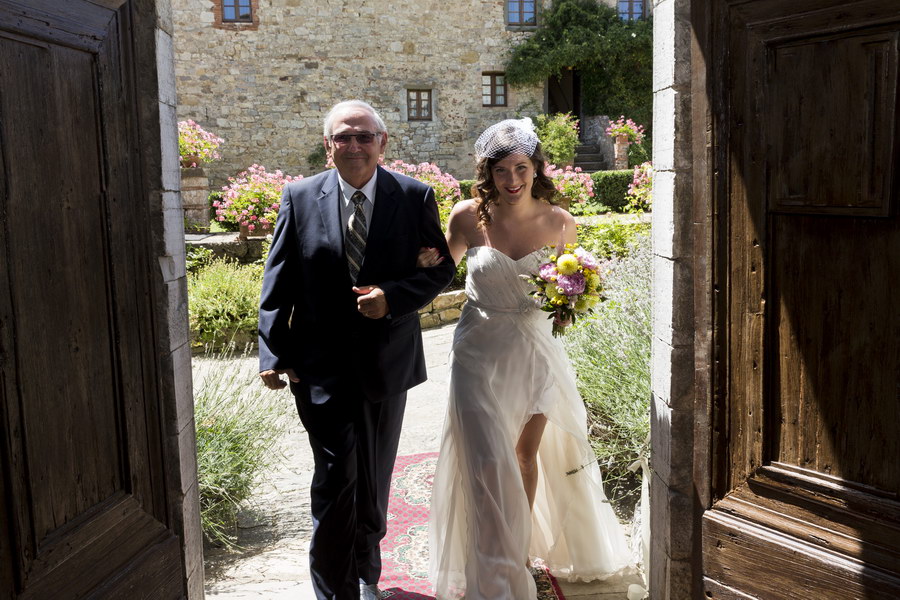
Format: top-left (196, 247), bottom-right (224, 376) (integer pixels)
top-left (181, 166), bottom-right (210, 232)
top-left (650, 0), bottom-right (698, 598)
top-left (147, 0), bottom-right (205, 596)
top-left (614, 134), bottom-right (631, 170)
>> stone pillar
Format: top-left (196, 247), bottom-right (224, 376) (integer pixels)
top-left (614, 134), bottom-right (630, 170)
top-left (147, 0), bottom-right (205, 596)
top-left (181, 167), bottom-right (210, 232)
top-left (650, 0), bottom-right (698, 598)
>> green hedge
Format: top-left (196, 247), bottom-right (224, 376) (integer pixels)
top-left (188, 259), bottom-right (263, 349)
top-left (591, 170), bottom-right (632, 212)
top-left (457, 179), bottom-right (476, 199)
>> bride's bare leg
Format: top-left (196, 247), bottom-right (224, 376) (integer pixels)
top-left (516, 413), bottom-right (549, 510)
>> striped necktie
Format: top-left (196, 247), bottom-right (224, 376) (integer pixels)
top-left (346, 191), bottom-right (367, 283)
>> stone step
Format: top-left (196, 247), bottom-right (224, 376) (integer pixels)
top-left (576, 152), bottom-right (605, 162)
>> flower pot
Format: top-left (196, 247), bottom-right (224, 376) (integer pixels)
top-left (180, 155), bottom-right (202, 168)
top-left (238, 222), bottom-right (273, 239)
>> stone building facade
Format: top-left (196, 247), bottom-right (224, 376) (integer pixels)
top-left (171, 0), bottom-right (642, 186)
top-left (172, 0), bottom-right (552, 186)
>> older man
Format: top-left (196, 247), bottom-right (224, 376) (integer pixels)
top-left (258, 100), bottom-right (454, 600)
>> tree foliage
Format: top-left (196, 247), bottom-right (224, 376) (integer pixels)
top-left (506, 0), bottom-right (652, 129)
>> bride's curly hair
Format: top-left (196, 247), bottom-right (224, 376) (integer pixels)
top-left (471, 141), bottom-right (558, 228)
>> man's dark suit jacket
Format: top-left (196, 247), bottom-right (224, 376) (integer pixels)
top-left (258, 166), bottom-right (455, 404)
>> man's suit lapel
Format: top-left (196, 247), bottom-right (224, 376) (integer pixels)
top-left (367, 166), bottom-right (399, 245)
top-left (314, 169), bottom-right (343, 256)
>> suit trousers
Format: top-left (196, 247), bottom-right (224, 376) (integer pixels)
top-left (292, 381), bottom-right (407, 600)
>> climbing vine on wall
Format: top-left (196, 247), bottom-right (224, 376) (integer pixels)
top-left (505, 0), bottom-right (653, 130)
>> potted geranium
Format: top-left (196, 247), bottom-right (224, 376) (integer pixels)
top-left (178, 120), bottom-right (224, 168)
top-left (606, 116), bottom-right (645, 170)
top-left (544, 164), bottom-right (595, 212)
top-left (215, 164), bottom-right (300, 238)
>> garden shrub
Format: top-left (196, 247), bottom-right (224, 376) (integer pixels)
top-left (505, 0), bottom-right (653, 130)
top-left (194, 350), bottom-right (290, 547)
top-left (578, 220), bottom-right (650, 259)
top-left (591, 170), bottom-right (632, 212)
top-left (535, 112), bottom-right (580, 166)
top-left (563, 235), bottom-right (650, 517)
top-left (457, 179), bottom-right (476, 199)
top-left (186, 245), bottom-right (214, 274)
top-left (188, 259), bottom-right (262, 349)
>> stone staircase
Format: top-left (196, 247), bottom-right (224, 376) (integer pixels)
top-left (573, 142), bottom-right (609, 173)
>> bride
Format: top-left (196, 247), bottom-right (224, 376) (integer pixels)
top-left (419, 118), bottom-right (635, 599)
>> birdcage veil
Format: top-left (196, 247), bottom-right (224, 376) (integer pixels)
top-left (474, 118), bottom-right (539, 159)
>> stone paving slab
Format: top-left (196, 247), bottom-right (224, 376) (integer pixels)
top-left (199, 323), bottom-right (642, 599)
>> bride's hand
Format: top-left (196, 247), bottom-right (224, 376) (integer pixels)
top-left (417, 247), bottom-right (445, 268)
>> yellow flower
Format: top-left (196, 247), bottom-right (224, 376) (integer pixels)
top-left (545, 285), bottom-right (564, 302)
top-left (575, 297), bottom-right (590, 312)
top-left (556, 253), bottom-right (579, 275)
top-left (585, 272), bottom-right (600, 290)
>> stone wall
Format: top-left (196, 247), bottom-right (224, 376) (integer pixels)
top-left (418, 289), bottom-right (467, 329)
top-left (172, 0), bottom-right (545, 187)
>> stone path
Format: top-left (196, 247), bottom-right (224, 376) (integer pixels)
top-left (199, 324), bottom-right (644, 599)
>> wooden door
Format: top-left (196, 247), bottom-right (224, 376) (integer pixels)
top-left (703, 1), bottom-right (900, 597)
top-left (0, 1), bottom-right (185, 597)
top-left (547, 69), bottom-right (581, 125)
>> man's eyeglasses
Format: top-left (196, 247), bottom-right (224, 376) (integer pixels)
top-left (330, 132), bottom-right (380, 146)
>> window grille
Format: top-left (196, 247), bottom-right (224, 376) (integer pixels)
top-left (507, 0), bottom-right (537, 26)
top-left (482, 73), bottom-right (507, 107)
top-left (222, 0), bottom-right (252, 22)
top-left (407, 90), bottom-right (433, 121)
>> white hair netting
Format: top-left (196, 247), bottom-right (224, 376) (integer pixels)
top-left (474, 118), bottom-right (539, 159)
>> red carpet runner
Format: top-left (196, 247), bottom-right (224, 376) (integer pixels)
top-left (379, 452), bottom-right (564, 600)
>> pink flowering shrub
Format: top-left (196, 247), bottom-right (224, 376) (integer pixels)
top-left (605, 116), bottom-right (646, 144)
top-left (626, 161), bottom-right (653, 213)
top-left (544, 164), bottom-right (595, 209)
top-left (215, 165), bottom-right (301, 231)
top-left (178, 120), bottom-right (224, 167)
top-left (385, 160), bottom-right (461, 224)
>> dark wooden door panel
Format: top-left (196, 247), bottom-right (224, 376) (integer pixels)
top-left (0, 1), bottom-right (182, 597)
top-left (773, 216), bottom-right (900, 491)
top-left (705, 0), bottom-right (900, 596)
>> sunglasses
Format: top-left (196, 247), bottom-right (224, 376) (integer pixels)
top-left (330, 132), bottom-right (380, 146)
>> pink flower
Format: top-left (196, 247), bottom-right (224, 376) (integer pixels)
top-left (557, 272), bottom-right (586, 295)
top-left (539, 262), bottom-right (558, 281)
top-left (574, 247), bottom-right (600, 270)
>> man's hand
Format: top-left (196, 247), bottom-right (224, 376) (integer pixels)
top-left (353, 285), bottom-right (389, 319)
top-left (259, 368), bottom-right (300, 390)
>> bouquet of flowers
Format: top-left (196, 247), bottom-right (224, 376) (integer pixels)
top-left (525, 244), bottom-right (606, 337)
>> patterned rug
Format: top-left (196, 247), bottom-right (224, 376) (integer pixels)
top-left (379, 452), bottom-right (565, 600)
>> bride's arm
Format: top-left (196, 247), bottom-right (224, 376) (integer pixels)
top-left (417, 200), bottom-right (476, 267)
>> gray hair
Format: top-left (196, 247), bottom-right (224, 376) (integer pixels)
top-left (323, 100), bottom-right (388, 137)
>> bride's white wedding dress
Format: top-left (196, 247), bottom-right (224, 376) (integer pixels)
top-left (429, 245), bottom-right (634, 600)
